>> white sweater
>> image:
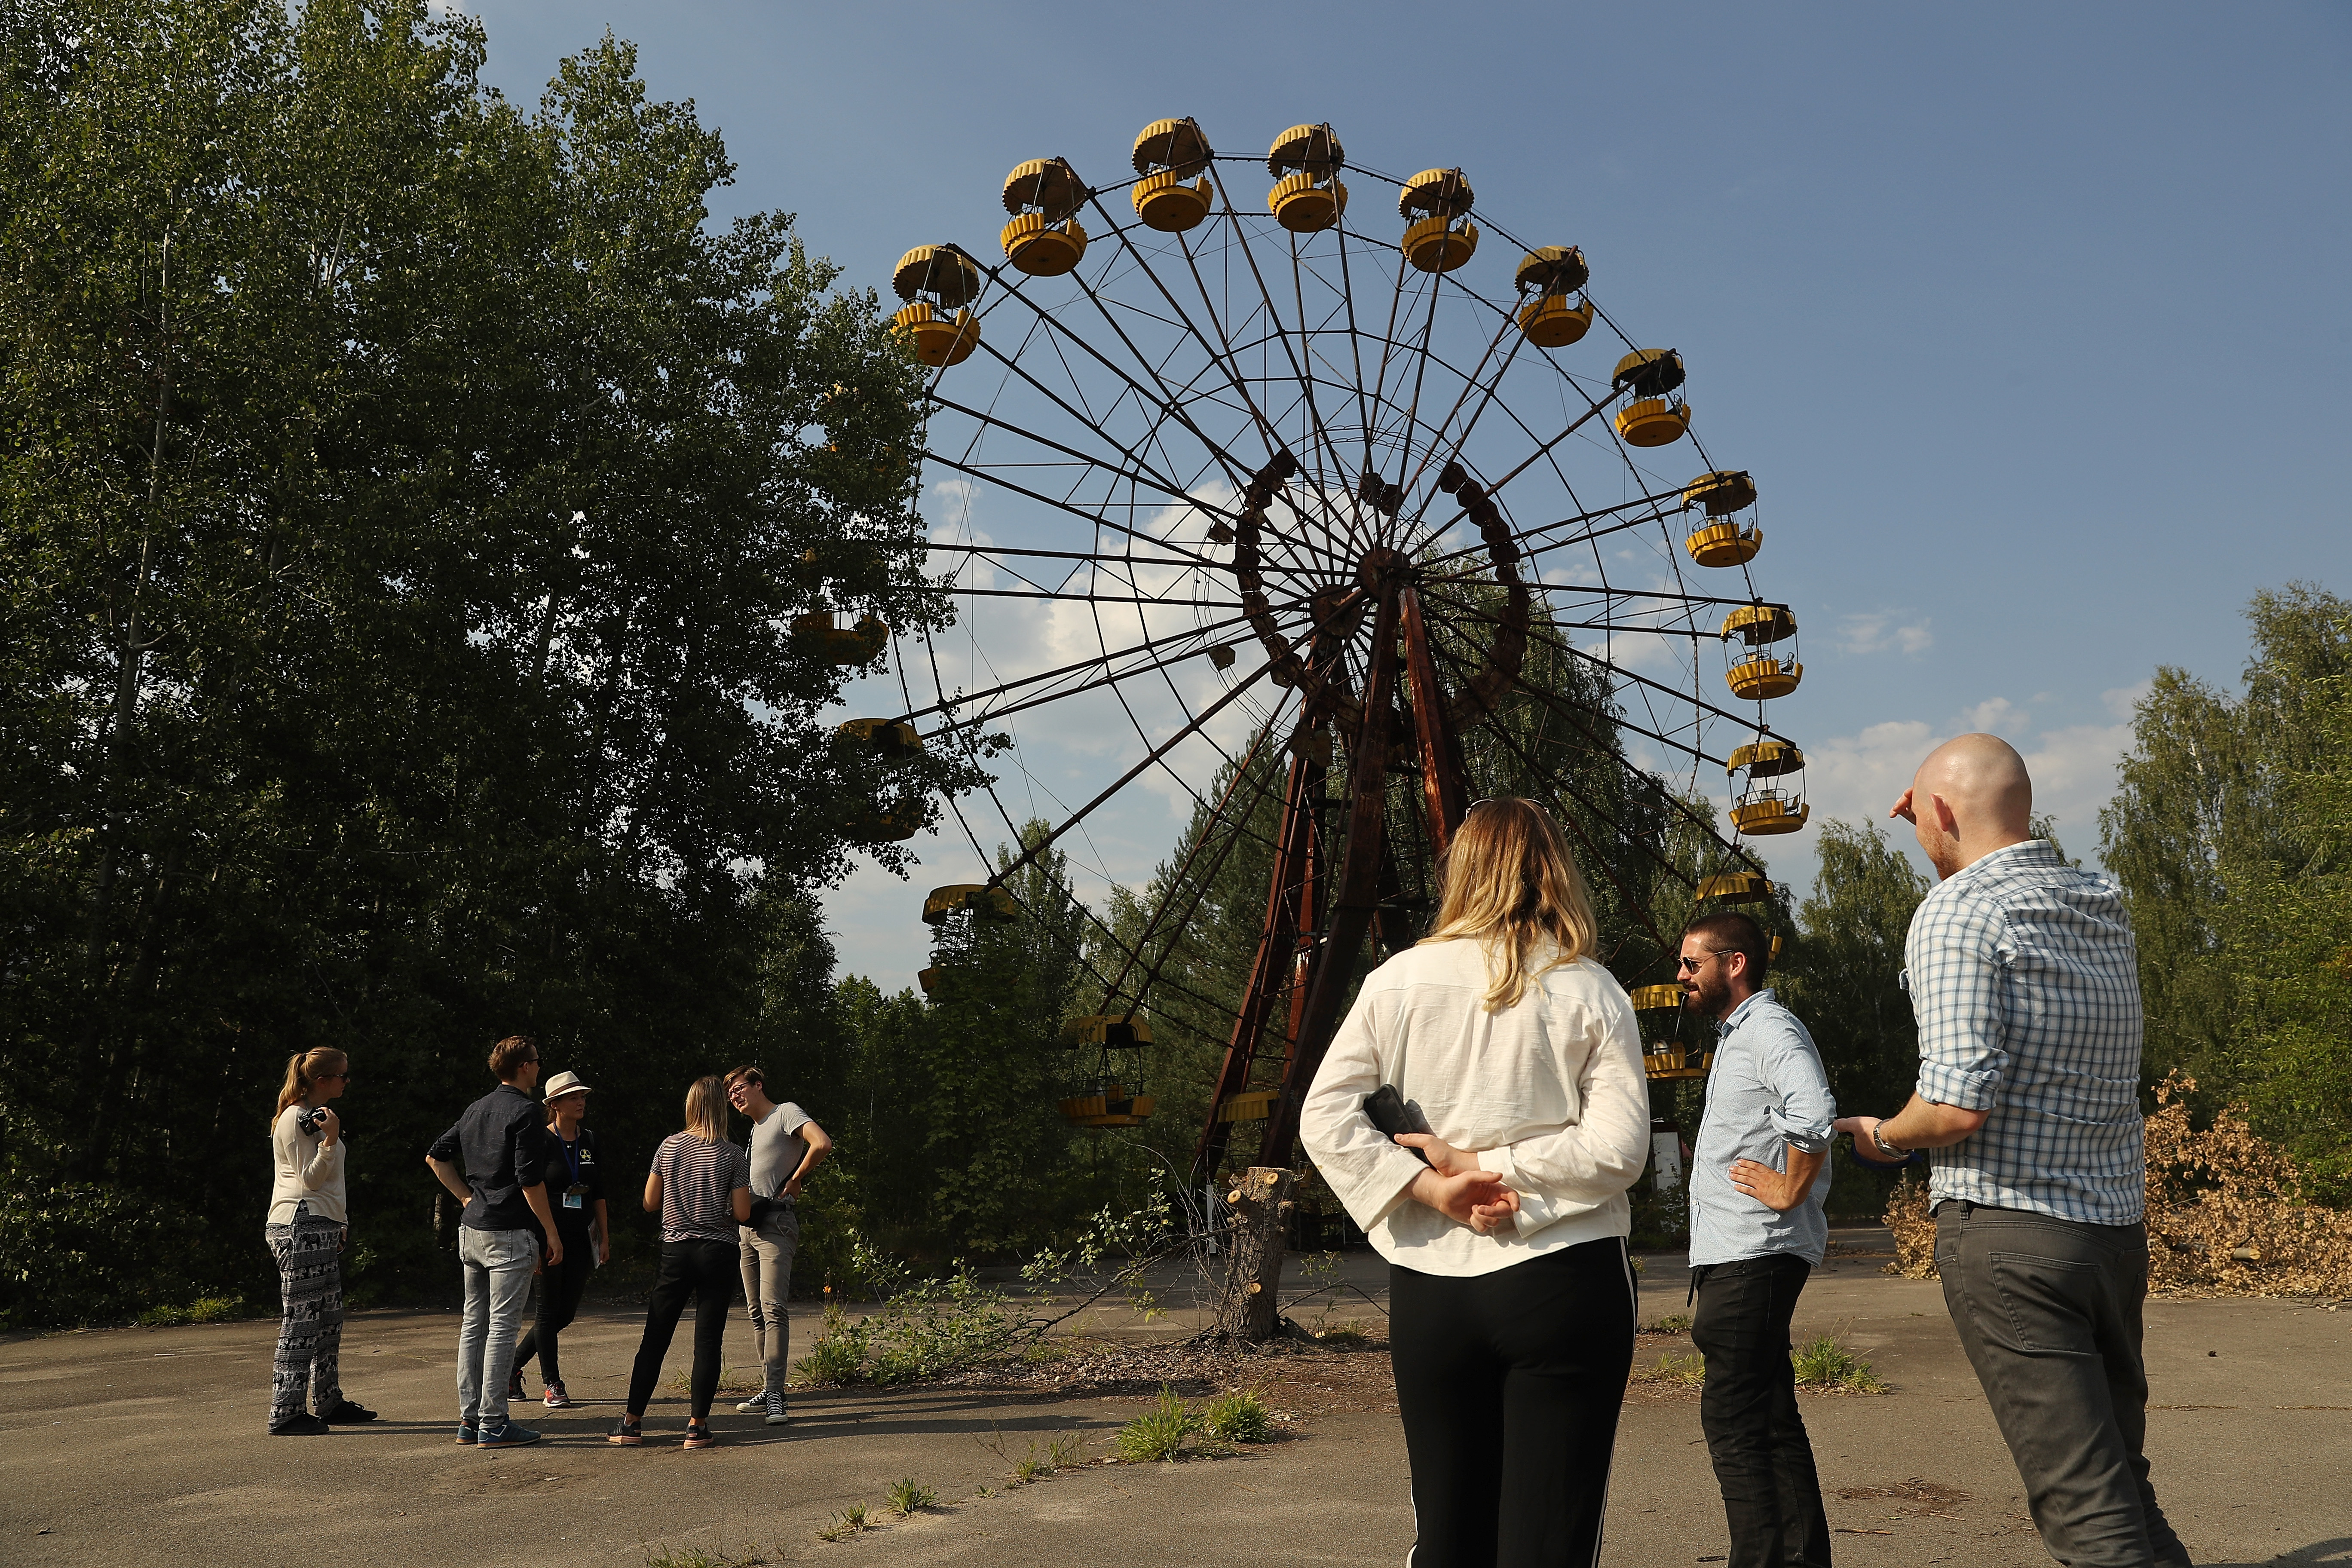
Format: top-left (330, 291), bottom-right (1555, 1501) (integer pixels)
top-left (1299, 939), bottom-right (1651, 1277)
top-left (269, 1105), bottom-right (347, 1225)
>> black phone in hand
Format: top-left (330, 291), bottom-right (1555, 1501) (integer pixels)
top-left (1363, 1085), bottom-right (1431, 1163)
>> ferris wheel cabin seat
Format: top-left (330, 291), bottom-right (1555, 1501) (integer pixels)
top-left (1131, 117), bottom-right (1216, 232)
top-left (1696, 871), bottom-right (1773, 903)
top-left (1682, 466), bottom-right (1764, 570)
top-left (1515, 245), bottom-right (1594, 346)
top-left (1265, 122), bottom-right (1347, 231)
top-left (1400, 167), bottom-right (1479, 273)
top-left (889, 245), bottom-right (982, 367)
top-left (1000, 157), bottom-right (1090, 276)
top-left (1612, 349), bottom-right (1691, 447)
top-left (922, 884), bottom-right (1018, 925)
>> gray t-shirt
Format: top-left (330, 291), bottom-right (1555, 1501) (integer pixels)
top-left (650, 1132), bottom-right (750, 1244)
top-left (747, 1101), bottom-right (813, 1210)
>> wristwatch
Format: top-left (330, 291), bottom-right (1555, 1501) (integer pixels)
top-left (1870, 1124), bottom-right (1906, 1160)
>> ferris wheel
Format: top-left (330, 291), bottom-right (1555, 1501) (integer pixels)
top-left (833, 117), bottom-right (1807, 1182)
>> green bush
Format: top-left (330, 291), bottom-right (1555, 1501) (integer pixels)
top-left (0, 1180), bottom-right (174, 1328)
top-left (1204, 1389), bottom-right (1271, 1444)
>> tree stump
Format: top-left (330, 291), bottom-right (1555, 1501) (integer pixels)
top-left (1212, 1166), bottom-right (1296, 1340)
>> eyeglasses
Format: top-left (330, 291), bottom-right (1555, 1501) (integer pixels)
top-left (320, 1072), bottom-right (352, 1082)
top-left (1675, 952), bottom-right (1724, 972)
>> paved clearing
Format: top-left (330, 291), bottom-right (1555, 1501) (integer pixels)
top-left (3, 1230), bottom-right (2346, 1567)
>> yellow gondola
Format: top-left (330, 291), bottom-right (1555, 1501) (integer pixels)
top-left (837, 717), bottom-right (922, 758)
top-left (1696, 870), bottom-right (1771, 903)
top-left (1000, 157), bottom-right (1089, 276)
top-left (1267, 122), bottom-right (1347, 232)
top-left (1611, 349), bottom-right (1690, 447)
top-left (1727, 738), bottom-right (1810, 836)
top-left (1131, 118), bottom-right (1214, 232)
top-left (1399, 168), bottom-right (1478, 273)
top-left (1629, 983), bottom-right (1685, 1011)
top-left (890, 245), bottom-right (981, 368)
top-left (1515, 245), bottom-right (1592, 347)
top-left (1215, 1088), bottom-right (1280, 1124)
top-left (922, 883), bottom-right (1017, 925)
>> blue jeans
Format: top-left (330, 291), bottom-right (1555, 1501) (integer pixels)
top-left (456, 1227), bottom-right (538, 1427)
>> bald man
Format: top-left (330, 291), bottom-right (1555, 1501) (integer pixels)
top-left (1834, 735), bottom-right (2188, 1568)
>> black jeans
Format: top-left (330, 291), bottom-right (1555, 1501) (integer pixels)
top-left (623, 1237), bottom-right (737, 1420)
top-left (512, 1233), bottom-right (592, 1385)
top-left (1935, 1202), bottom-right (2189, 1568)
top-left (1690, 1254), bottom-right (1831, 1568)
top-left (1389, 1238), bottom-right (1638, 1568)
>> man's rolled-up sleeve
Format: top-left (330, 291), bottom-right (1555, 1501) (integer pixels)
top-left (1910, 894), bottom-right (2007, 1112)
top-left (1763, 1017), bottom-right (1836, 1154)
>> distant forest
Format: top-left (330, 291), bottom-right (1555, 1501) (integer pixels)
top-left (6, 3), bottom-right (2346, 1329)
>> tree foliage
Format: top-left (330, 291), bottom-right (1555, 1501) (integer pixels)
top-left (2099, 585), bottom-right (2352, 1198)
top-left (0, 0), bottom-right (967, 1321)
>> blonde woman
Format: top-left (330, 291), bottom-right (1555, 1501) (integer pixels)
top-left (265, 1047), bottom-right (374, 1433)
top-left (1301, 799), bottom-right (1650, 1567)
top-left (609, 1075), bottom-right (752, 1449)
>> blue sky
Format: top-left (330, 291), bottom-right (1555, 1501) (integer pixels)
top-left (456, 2), bottom-right (2351, 993)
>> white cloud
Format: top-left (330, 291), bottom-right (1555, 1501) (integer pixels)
top-left (1797, 698), bottom-right (2137, 873)
top-left (1834, 610), bottom-right (1934, 656)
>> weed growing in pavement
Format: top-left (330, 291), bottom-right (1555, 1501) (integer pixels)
top-left (1646, 1313), bottom-right (1692, 1335)
top-left (815, 1504), bottom-right (869, 1542)
top-left (137, 1295), bottom-right (248, 1326)
top-left (1115, 1384), bottom-right (1209, 1463)
top-left (1791, 1332), bottom-right (1888, 1393)
top-left (646, 1545), bottom-right (768, 1567)
top-left (1649, 1349), bottom-right (1708, 1389)
top-left (885, 1478), bottom-right (937, 1515)
top-left (1204, 1389), bottom-right (1273, 1444)
top-left (791, 1305), bottom-right (864, 1386)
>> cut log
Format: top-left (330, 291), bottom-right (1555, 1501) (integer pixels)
top-left (1212, 1166), bottom-right (1296, 1339)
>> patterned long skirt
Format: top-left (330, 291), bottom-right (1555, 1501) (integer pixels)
top-left (265, 1211), bottom-right (345, 1424)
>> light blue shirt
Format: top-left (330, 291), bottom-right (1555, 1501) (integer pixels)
top-left (1905, 839), bottom-right (2146, 1225)
top-left (1686, 989), bottom-right (1837, 1266)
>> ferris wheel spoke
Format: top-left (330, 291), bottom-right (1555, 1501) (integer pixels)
top-left (1417, 588), bottom-right (1791, 759)
top-left (896, 607), bottom-right (1267, 728)
top-left (919, 447), bottom-right (1234, 576)
top-left (1396, 319), bottom-right (1527, 547)
top-left (980, 591), bottom-right (1359, 892)
top-left (1085, 195), bottom-right (1289, 462)
top-left (1203, 185), bottom-right (1377, 554)
top-left (1092, 714), bottom-right (1294, 1009)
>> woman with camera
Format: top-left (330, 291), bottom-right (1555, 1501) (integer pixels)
top-left (266, 1047), bottom-right (376, 1434)
top-left (1299, 799), bottom-right (1650, 1566)
top-left (609, 1075), bottom-right (751, 1449)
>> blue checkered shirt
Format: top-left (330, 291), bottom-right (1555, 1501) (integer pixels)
top-left (1905, 839), bottom-right (2146, 1225)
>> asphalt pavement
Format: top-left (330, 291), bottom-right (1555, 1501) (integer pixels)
top-left (2, 1231), bottom-right (2345, 1567)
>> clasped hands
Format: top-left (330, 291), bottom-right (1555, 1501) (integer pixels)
top-left (1393, 1133), bottom-right (1520, 1236)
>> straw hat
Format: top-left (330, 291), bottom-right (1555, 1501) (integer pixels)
top-left (542, 1070), bottom-right (592, 1102)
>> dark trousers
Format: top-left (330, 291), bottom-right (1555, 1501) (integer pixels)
top-left (1935, 1202), bottom-right (2190, 1568)
top-left (624, 1237), bottom-right (737, 1421)
top-left (1691, 1254), bottom-right (1832, 1568)
top-left (512, 1234), bottom-right (592, 1385)
top-left (1389, 1237), bottom-right (1638, 1568)
top-left (265, 1213), bottom-right (344, 1425)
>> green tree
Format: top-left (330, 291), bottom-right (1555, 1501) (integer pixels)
top-left (0, 0), bottom-right (965, 1320)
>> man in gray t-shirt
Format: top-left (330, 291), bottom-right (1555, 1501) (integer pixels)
top-left (724, 1066), bottom-right (833, 1423)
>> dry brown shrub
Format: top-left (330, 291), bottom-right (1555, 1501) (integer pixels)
top-left (1883, 1176), bottom-right (1937, 1279)
top-left (1877, 1073), bottom-right (2352, 1297)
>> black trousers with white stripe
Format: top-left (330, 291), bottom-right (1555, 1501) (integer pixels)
top-left (1390, 1236), bottom-right (1637, 1568)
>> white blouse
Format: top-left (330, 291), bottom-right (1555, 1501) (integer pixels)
top-left (269, 1105), bottom-right (347, 1225)
top-left (1299, 939), bottom-right (1651, 1277)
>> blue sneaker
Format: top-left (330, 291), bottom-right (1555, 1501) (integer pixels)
top-left (478, 1421), bottom-right (541, 1449)
top-left (455, 1422), bottom-right (478, 1445)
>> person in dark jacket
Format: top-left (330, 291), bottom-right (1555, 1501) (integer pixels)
top-left (509, 1069), bottom-right (608, 1410)
top-left (426, 1036), bottom-right (564, 1450)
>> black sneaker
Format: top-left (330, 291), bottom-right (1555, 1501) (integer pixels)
top-left (478, 1420), bottom-right (541, 1449)
top-left (762, 1390), bottom-right (791, 1426)
top-left (269, 1413), bottom-right (331, 1436)
top-left (506, 1369), bottom-right (527, 1401)
top-left (318, 1399), bottom-right (377, 1424)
